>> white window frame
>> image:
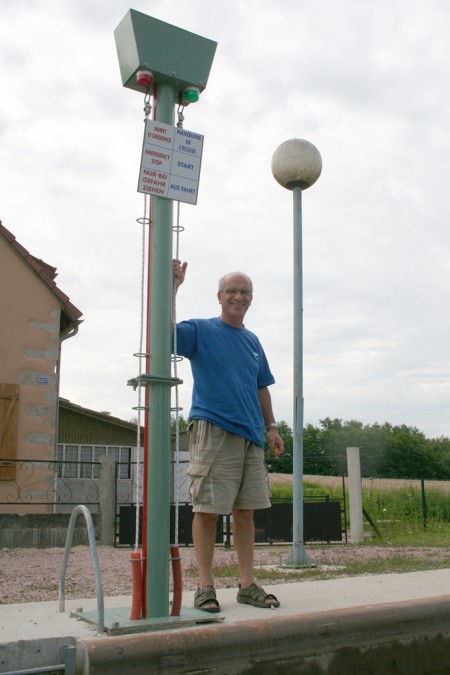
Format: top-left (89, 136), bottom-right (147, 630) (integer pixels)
top-left (56, 444), bottom-right (132, 479)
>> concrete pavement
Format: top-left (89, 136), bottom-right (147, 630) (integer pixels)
top-left (1, 568), bottom-right (449, 673)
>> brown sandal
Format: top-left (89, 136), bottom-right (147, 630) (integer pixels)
top-left (237, 582), bottom-right (280, 608)
top-left (194, 585), bottom-right (221, 613)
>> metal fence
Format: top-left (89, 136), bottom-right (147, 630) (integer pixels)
top-left (2, 458), bottom-right (448, 541)
top-left (0, 459), bottom-right (100, 509)
top-left (114, 460), bottom-right (348, 547)
top-left (271, 471), bottom-right (450, 535)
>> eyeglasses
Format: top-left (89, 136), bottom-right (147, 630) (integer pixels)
top-left (220, 288), bottom-right (252, 296)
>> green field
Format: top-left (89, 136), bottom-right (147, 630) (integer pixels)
top-left (269, 476), bottom-right (450, 546)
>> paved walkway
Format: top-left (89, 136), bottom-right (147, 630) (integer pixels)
top-left (1, 568), bottom-right (449, 642)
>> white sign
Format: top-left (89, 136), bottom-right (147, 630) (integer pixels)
top-left (137, 119), bottom-right (204, 205)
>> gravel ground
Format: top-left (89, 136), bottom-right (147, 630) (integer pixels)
top-left (0, 544), bottom-right (448, 605)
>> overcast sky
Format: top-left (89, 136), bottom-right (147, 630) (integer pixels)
top-left (1, 0), bottom-right (450, 439)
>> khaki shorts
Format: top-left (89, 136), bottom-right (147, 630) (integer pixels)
top-left (187, 419), bottom-right (271, 514)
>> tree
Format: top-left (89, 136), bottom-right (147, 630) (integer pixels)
top-left (426, 436), bottom-right (450, 479)
top-left (168, 413), bottom-right (450, 480)
top-left (301, 418), bottom-right (450, 479)
top-left (264, 420), bottom-right (293, 473)
top-left (380, 427), bottom-right (449, 479)
top-left (171, 414), bottom-right (190, 433)
top-left (303, 423), bottom-right (336, 475)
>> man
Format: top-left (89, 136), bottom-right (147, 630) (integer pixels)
top-left (173, 259), bottom-right (284, 612)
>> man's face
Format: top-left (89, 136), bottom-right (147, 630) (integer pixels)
top-left (218, 273), bottom-right (253, 326)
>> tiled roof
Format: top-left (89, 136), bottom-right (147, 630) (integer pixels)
top-left (0, 220), bottom-right (83, 330)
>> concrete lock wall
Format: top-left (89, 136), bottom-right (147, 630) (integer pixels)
top-left (76, 597), bottom-right (450, 674)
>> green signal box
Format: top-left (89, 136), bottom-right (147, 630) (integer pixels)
top-left (114, 9), bottom-right (217, 96)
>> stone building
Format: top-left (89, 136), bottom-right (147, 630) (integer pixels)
top-left (0, 221), bottom-right (82, 512)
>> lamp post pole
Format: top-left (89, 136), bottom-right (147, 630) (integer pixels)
top-left (289, 185), bottom-right (309, 565)
top-left (271, 139), bottom-right (322, 567)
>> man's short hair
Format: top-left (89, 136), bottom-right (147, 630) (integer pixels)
top-left (218, 272), bottom-right (253, 293)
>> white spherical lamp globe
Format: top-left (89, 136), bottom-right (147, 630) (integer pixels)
top-left (271, 139), bottom-right (322, 190)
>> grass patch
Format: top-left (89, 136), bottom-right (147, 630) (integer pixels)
top-left (362, 487), bottom-right (449, 544)
top-left (278, 554), bottom-right (450, 582)
top-left (341, 554), bottom-right (449, 576)
top-left (270, 483), bottom-right (294, 500)
top-left (365, 523), bottom-right (450, 546)
top-left (184, 547), bottom-right (449, 583)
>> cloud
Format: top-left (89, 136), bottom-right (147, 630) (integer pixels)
top-left (1, 0), bottom-right (450, 438)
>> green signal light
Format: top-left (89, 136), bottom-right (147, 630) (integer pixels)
top-left (183, 87), bottom-right (200, 104)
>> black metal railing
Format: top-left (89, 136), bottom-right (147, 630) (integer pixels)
top-left (0, 459), bottom-right (100, 506)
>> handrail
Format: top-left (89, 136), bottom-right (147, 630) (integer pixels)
top-left (59, 505), bottom-right (104, 633)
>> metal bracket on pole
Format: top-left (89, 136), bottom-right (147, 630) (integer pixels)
top-left (127, 374), bottom-right (183, 389)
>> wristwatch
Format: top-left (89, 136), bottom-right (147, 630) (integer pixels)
top-left (266, 422), bottom-right (277, 432)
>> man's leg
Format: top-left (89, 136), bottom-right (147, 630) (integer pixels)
top-left (233, 508), bottom-right (279, 607)
top-left (232, 508), bottom-right (255, 589)
top-left (192, 511), bottom-right (218, 589)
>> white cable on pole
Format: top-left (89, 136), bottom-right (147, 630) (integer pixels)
top-left (131, 99), bottom-right (185, 550)
top-left (133, 194), bottom-right (150, 551)
top-left (171, 105), bottom-right (185, 547)
top-left (172, 198), bottom-right (184, 547)
top-left (131, 90), bottom-right (154, 552)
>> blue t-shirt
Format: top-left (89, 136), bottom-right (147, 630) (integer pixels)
top-left (175, 317), bottom-right (275, 447)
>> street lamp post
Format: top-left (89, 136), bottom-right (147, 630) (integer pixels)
top-left (271, 139), bottom-right (322, 566)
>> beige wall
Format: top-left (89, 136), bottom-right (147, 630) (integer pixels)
top-left (0, 237), bottom-right (62, 512)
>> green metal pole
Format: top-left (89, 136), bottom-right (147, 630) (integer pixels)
top-left (146, 81), bottom-right (175, 617)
